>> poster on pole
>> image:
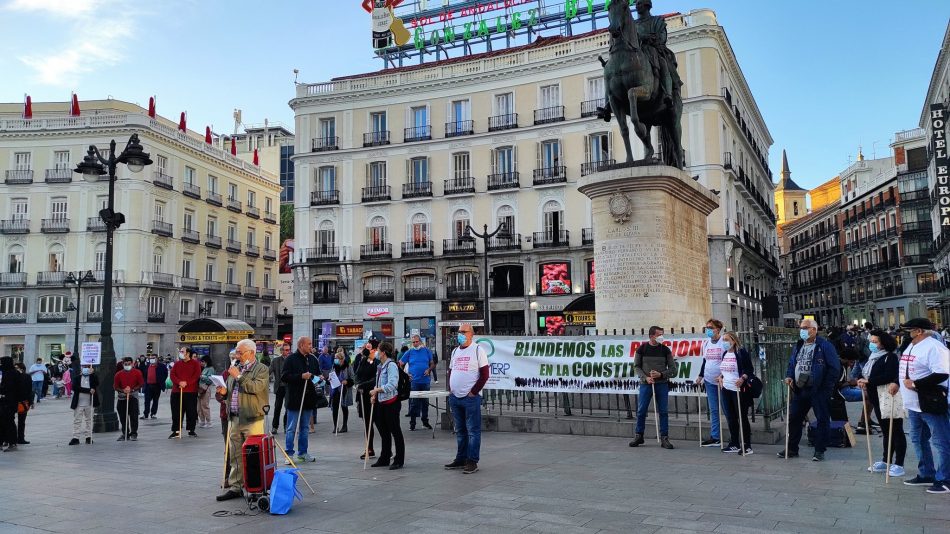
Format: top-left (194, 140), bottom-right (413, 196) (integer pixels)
top-left (80, 342), bottom-right (102, 365)
top-left (477, 337), bottom-right (713, 396)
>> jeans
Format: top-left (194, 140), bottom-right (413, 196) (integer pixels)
top-left (636, 382), bottom-right (669, 436)
top-left (31, 381), bottom-right (43, 403)
top-left (144, 384), bottom-right (162, 416)
top-left (787, 389), bottom-right (831, 454)
top-left (449, 394), bottom-right (482, 463)
top-left (285, 409), bottom-right (314, 455)
top-left (408, 382), bottom-right (430, 422)
top-left (839, 386), bottom-right (863, 403)
top-left (907, 409), bottom-right (950, 482)
top-left (704, 381), bottom-right (724, 440)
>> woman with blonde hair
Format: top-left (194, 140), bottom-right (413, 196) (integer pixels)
top-left (716, 331), bottom-right (755, 455)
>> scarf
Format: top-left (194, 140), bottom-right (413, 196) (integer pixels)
top-left (863, 348), bottom-right (887, 379)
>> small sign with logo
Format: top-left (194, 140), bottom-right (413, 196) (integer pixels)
top-left (366, 306), bottom-right (391, 317)
top-left (80, 342), bottom-right (101, 365)
top-left (336, 324), bottom-right (364, 337)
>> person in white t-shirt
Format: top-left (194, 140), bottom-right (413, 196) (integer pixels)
top-left (695, 318), bottom-right (726, 447)
top-left (897, 318), bottom-right (950, 494)
top-left (444, 323), bottom-right (489, 475)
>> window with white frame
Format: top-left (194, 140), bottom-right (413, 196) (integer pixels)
top-left (156, 155), bottom-right (168, 174)
top-left (367, 161), bottom-right (386, 187)
top-left (152, 248), bottom-right (164, 273)
top-left (265, 197), bottom-right (272, 213)
top-left (497, 205), bottom-right (515, 235)
top-left (154, 201), bottom-right (166, 223)
top-left (184, 210), bottom-right (194, 232)
top-left (227, 262), bottom-right (236, 284)
top-left (586, 76), bottom-right (605, 103)
top-left (494, 93), bottom-right (514, 116)
top-left (225, 302), bottom-right (236, 318)
top-left (208, 174), bottom-right (218, 194)
top-left (409, 157), bottom-right (428, 184)
top-left (453, 152), bottom-right (470, 179)
top-left (368, 216), bottom-right (387, 250)
top-left (39, 295), bottom-right (65, 314)
top-left (319, 118), bottom-right (336, 142)
top-left (408, 213), bottom-right (429, 246)
top-left (264, 269), bottom-right (272, 289)
top-left (0, 296), bottom-right (26, 314)
top-left (94, 244), bottom-right (106, 271)
top-left (245, 304), bottom-right (255, 319)
top-left (48, 244), bottom-right (64, 272)
top-left (8, 245), bottom-right (24, 273)
top-left (245, 270), bottom-right (254, 288)
top-left (184, 166), bottom-right (196, 185)
top-left (50, 198), bottom-right (67, 221)
top-left (452, 209), bottom-right (470, 239)
top-left (538, 140), bottom-right (561, 172)
top-left (180, 299), bottom-right (192, 315)
top-left (205, 260), bottom-right (215, 281)
top-left (542, 200), bottom-right (565, 236)
top-left (182, 255), bottom-right (193, 278)
top-left (262, 306), bottom-right (271, 320)
top-left (247, 190), bottom-right (256, 208)
top-left (317, 221), bottom-right (335, 251)
top-left (228, 182), bottom-right (238, 201)
top-left (53, 150), bottom-right (70, 170)
top-left (228, 224), bottom-right (237, 241)
top-left (147, 296), bottom-right (165, 315)
top-left (88, 294), bottom-right (103, 314)
top-left (370, 111), bottom-right (387, 134)
top-left (264, 232), bottom-right (272, 251)
top-left (207, 217), bottom-right (218, 238)
top-left (14, 152), bottom-right (31, 170)
top-left (492, 146), bottom-right (516, 175)
top-left (317, 166), bottom-right (336, 192)
top-left (247, 228), bottom-right (256, 247)
top-left (587, 132), bottom-right (611, 162)
top-left (540, 84), bottom-right (561, 109)
top-left (11, 198), bottom-right (28, 221)
top-left (447, 271), bottom-right (478, 291)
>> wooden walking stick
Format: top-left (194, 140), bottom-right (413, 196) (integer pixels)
top-left (698, 387), bottom-right (703, 447)
top-left (861, 387), bottom-right (873, 469)
top-left (363, 399), bottom-right (376, 470)
top-left (784, 383), bottom-right (791, 460)
top-left (124, 392), bottom-right (130, 443)
top-left (718, 383), bottom-right (724, 451)
top-left (292, 377), bottom-right (308, 454)
top-left (736, 390), bottom-right (745, 457)
top-left (178, 389), bottom-right (184, 439)
top-left (273, 439), bottom-right (316, 495)
top-left (885, 392), bottom-right (896, 484)
top-left (651, 382), bottom-right (660, 443)
top-left (222, 418), bottom-right (232, 489)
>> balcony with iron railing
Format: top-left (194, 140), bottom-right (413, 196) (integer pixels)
top-left (0, 219), bottom-right (30, 234)
top-left (361, 243), bottom-right (392, 259)
top-left (203, 280), bottom-right (222, 293)
top-left (534, 106), bottom-right (565, 125)
top-left (487, 172), bottom-right (519, 191)
top-left (312, 136), bottom-right (339, 152)
top-left (313, 289), bottom-right (340, 304)
top-left (446, 286), bottom-right (479, 300)
top-left (444, 176), bottom-right (475, 195)
top-left (900, 188), bottom-right (929, 204)
top-left (723, 151), bottom-right (733, 170)
top-left (37, 311), bottom-right (67, 323)
top-left (581, 159), bottom-right (616, 176)
top-left (445, 120), bottom-right (474, 137)
top-left (152, 272), bottom-right (174, 287)
top-left (182, 182), bottom-right (201, 199)
top-left (904, 254), bottom-right (933, 266)
top-left (206, 192), bottom-right (223, 206)
top-left (244, 286), bottom-right (260, 298)
top-left (533, 166), bottom-right (567, 186)
top-left (402, 181), bottom-right (432, 198)
top-left (147, 312), bottom-right (165, 323)
top-left (401, 240), bottom-right (434, 258)
top-left (405, 286), bottom-right (437, 301)
top-left (263, 248), bottom-right (277, 261)
top-left (224, 283), bottom-right (241, 296)
top-left (151, 220), bottom-right (173, 237)
top-left (5, 169), bottom-right (33, 184)
top-left (488, 113), bottom-right (518, 132)
top-left (87, 311), bottom-right (103, 322)
top-left (178, 312), bottom-right (195, 324)
top-left (205, 235), bottom-right (222, 249)
top-left (581, 98), bottom-right (605, 118)
top-left (362, 185), bottom-right (391, 202)
top-left (443, 239), bottom-right (475, 256)
top-left (152, 171), bottom-right (174, 190)
top-left (364, 289), bottom-right (395, 302)
top-left (901, 220), bottom-right (932, 234)
top-left (582, 228), bottom-right (593, 246)
top-left (532, 230), bottom-right (570, 248)
top-left (244, 315), bottom-right (258, 327)
top-left (262, 288), bottom-right (277, 300)
top-left (181, 277), bottom-right (199, 291)
top-left (363, 130), bottom-right (390, 147)
top-left (487, 233), bottom-right (522, 252)
top-left (86, 216), bottom-right (106, 232)
top-left (304, 246), bottom-right (339, 263)
top-left (226, 197), bottom-right (242, 213)
top-left (0, 273), bottom-right (26, 286)
top-left (45, 168), bottom-right (72, 183)
top-left (264, 211), bottom-right (277, 224)
top-left (246, 244), bottom-right (260, 258)
top-left (182, 229), bottom-right (200, 244)
top-left (226, 240), bottom-right (242, 253)
top-left (311, 190), bottom-right (340, 206)
top-left (404, 125), bottom-right (432, 142)
top-left (41, 218), bottom-right (70, 233)
top-left (0, 313), bottom-right (26, 323)
top-left (224, 311), bottom-right (239, 319)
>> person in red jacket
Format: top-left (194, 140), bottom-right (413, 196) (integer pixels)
top-left (169, 347), bottom-right (202, 438)
top-left (114, 356), bottom-right (145, 441)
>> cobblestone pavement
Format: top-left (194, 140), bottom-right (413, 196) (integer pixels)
top-left (1, 392), bottom-right (948, 534)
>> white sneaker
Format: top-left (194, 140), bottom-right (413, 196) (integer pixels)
top-left (868, 461), bottom-right (887, 473)
top-left (297, 454), bottom-right (315, 462)
top-left (888, 464), bottom-right (906, 477)
top-left (284, 457), bottom-right (294, 465)
top-left (743, 447), bottom-right (754, 455)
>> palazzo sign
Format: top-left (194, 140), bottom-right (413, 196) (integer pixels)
top-left (931, 103), bottom-right (950, 226)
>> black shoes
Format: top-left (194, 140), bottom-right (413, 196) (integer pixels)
top-left (85, 437), bottom-right (92, 445)
top-left (628, 434), bottom-right (645, 447)
top-left (168, 432), bottom-right (180, 439)
top-left (360, 451), bottom-right (375, 460)
top-left (130, 434), bottom-right (137, 441)
top-left (339, 426), bottom-right (347, 433)
top-left (701, 438), bottom-right (721, 447)
top-left (370, 459), bottom-right (391, 468)
top-left (812, 452), bottom-right (825, 462)
top-left (117, 436), bottom-right (126, 441)
top-left (140, 416), bottom-right (149, 420)
top-left (69, 438), bottom-right (80, 446)
top-left (776, 450), bottom-right (799, 459)
top-left (444, 459), bottom-right (466, 470)
top-left (389, 462), bottom-right (404, 470)
top-left (660, 437), bottom-right (675, 450)
top-left (216, 490), bottom-right (242, 502)
top-left (16, 440), bottom-right (29, 445)
top-left (188, 431), bottom-right (198, 437)
top-left (462, 461), bottom-right (478, 474)
top-left (422, 421), bottom-right (432, 430)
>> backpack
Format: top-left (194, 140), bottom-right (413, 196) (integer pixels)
top-left (395, 361), bottom-right (412, 401)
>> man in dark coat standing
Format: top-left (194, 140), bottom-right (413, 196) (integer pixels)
top-left (281, 336), bottom-right (321, 462)
top-left (0, 356), bottom-right (23, 451)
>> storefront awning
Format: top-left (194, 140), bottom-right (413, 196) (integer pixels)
top-left (177, 318), bottom-right (254, 343)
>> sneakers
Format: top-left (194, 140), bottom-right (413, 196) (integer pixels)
top-left (284, 457), bottom-right (294, 466)
top-left (69, 438), bottom-right (80, 446)
top-left (188, 431), bottom-right (198, 437)
top-left (660, 437), bottom-right (675, 450)
top-left (743, 447), bottom-right (754, 455)
top-left (168, 432), bottom-right (180, 439)
top-left (296, 454), bottom-right (315, 463)
top-left (926, 482), bottom-right (950, 494)
top-left (812, 452), bottom-right (824, 462)
top-left (271, 428), bottom-right (279, 436)
top-left (701, 438), bottom-right (721, 447)
top-left (722, 445), bottom-right (741, 454)
top-left (444, 459), bottom-right (466, 470)
top-left (776, 450), bottom-right (798, 459)
top-left (117, 435), bottom-right (126, 441)
top-left (85, 437), bottom-right (92, 445)
top-left (868, 461), bottom-right (887, 473)
top-left (905, 475), bottom-right (936, 486)
top-left (628, 433), bottom-right (645, 447)
top-left (360, 451), bottom-right (375, 460)
top-left (130, 434), bottom-right (138, 442)
top-left (888, 465), bottom-right (906, 477)
top-left (422, 421), bottom-right (432, 430)
top-left (462, 461), bottom-right (478, 474)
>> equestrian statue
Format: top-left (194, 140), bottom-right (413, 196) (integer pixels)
top-left (597, 0), bottom-right (685, 169)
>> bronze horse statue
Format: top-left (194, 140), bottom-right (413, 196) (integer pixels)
top-left (598, 0), bottom-right (684, 169)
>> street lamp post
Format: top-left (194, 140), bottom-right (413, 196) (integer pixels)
top-left (64, 270), bottom-right (97, 362)
top-left (460, 223), bottom-right (510, 334)
top-left (74, 134), bottom-right (152, 433)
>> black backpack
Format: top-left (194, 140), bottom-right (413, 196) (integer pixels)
top-left (395, 362), bottom-right (412, 401)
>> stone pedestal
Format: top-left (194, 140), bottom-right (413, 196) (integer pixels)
top-left (578, 165), bottom-right (719, 333)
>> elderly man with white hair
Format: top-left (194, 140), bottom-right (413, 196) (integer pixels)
top-left (778, 318), bottom-right (841, 462)
top-left (215, 338), bottom-right (270, 502)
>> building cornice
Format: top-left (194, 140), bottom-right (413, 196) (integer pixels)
top-left (919, 21), bottom-right (950, 128)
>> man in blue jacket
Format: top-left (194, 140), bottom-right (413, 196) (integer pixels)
top-left (400, 334), bottom-right (435, 431)
top-left (778, 318), bottom-right (841, 462)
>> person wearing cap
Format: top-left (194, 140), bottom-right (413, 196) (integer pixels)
top-left (114, 356), bottom-right (145, 441)
top-left (897, 318), bottom-right (950, 494)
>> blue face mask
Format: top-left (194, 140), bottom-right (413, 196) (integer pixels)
top-left (704, 328), bottom-right (714, 338)
top-left (868, 342), bottom-right (879, 353)
top-left (799, 329), bottom-right (810, 341)
top-left (722, 341), bottom-right (732, 351)
top-left (81, 368), bottom-right (90, 376)
top-left (457, 333), bottom-right (467, 345)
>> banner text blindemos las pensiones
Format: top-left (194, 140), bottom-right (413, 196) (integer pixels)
top-left (479, 337), bottom-right (715, 396)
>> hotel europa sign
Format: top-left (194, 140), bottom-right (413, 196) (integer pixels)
top-left (931, 103), bottom-right (950, 226)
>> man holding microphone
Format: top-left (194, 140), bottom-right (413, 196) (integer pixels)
top-left (216, 338), bottom-right (270, 502)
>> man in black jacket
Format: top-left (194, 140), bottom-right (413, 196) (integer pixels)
top-left (281, 337), bottom-right (322, 462)
top-left (270, 343), bottom-right (291, 435)
top-left (14, 362), bottom-right (32, 445)
top-left (0, 356), bottom-right (22, 451)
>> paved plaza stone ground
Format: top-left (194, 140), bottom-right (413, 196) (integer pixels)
top-left (1, 392), bottom-right (949, 534)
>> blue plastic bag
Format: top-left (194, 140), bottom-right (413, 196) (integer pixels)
top-left (269, 468), bottom-right (302, 515)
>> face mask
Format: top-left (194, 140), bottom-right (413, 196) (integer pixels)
top-left (654, 335), bottom-right (665, 344)
top-left (722, 341), bottom-right (732, 351)
top-left (799, 329), bottom-right (810, 341)
top-left (335, 358), bottom-right (342, 366)
top-left (178, 353), bottom-right (186, 360)
top-left (704, 328), bottom-right (714, 338)
top-left (149, 359), bottom-right (156, 364)
top-left (868, 342), bottom-right (879, 353)
top-left (457, 333), bottom-right (467, 345)
top-left (81, 368), bottom-right (90, 376)
top-left (231, 360), bottom-right (239, 367)
top-left (123, 365), bottom-right (132, 371)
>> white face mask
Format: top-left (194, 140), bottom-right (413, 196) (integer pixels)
top-left (654, 335), bottom-right (665, 344)
top-left (178, 353), bottom-right (186, 360)
top-left (123, 365), bottom-right (132, 371)
top-left (149, 359), bottom-right (156, 364)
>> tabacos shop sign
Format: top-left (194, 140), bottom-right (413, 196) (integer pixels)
top-left (376, 0), bottom-right (636, 51)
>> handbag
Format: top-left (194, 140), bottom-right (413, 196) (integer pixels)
top-left (311, 382), bottom-right (329, 409)
top-left (17, 401), bottom-right (29, 415)
top-left (877, 385), bottom-right (906, 419)
top-left (269, 468), bottom-right (302, 515)
top-left (745, 374), bottom-right (763, 399)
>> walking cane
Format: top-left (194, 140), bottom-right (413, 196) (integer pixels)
top-left (222, 418), bottom-right (232, 489)
top-left (860, 387), bottom-right (873, 469)
top-left (736, 389), bottom-right (745, 457)
top-left (178, 389), bottom-right (184, 439)
top-left (651, 382), bottom-right (660, 444)
top-left (717, 384), bottom-right (724, 451)
top-left (292, 377), bottom-right (308, 455)
top-left (698, 386), bottom-right (703, 447)
top-left (784, 383), bottom-right (791, 461)
top-left (363, 398), bottom-right (376, 470)
top-left (885, 392), bottom-right (896, 484)
top-left (124, 391), bottom-right (130, 443)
